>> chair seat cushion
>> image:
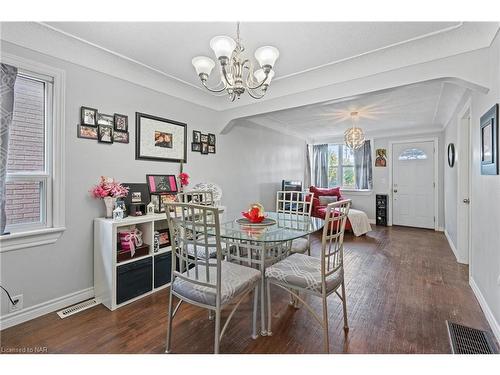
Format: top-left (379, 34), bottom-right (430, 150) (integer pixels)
top-left (172, 261), bottom-right (260, 306)
top-left (265, 253), bottom-right (343, 293)
top-left (290, 237), bottom-right (309, 254)
top-left (185, 236), bottom-right (226, 259)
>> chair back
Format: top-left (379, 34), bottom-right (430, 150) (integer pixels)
top-left (165, 202), bottom-right (223, 303)
top-left (276, 190), bottom-right (314, 216)
top-left (177, 191), bottom-right (214, 206)
top-left (321, 199), bottom-right (351, 282)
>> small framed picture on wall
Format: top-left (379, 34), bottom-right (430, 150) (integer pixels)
top-left (114, 113), bottom-right (128, 132)
top-left (193, 130), bottom-right (201, 144)
top-left (81, 106), bottom-right (97, 126)
top-left (201, 142), bottom-right (209, 154)
top-left (192, 142), bottom-right (201, 152)
top-left (480, 104), bottom-right (499, 175)
top-left (78, 124), bottom-right (98, 139)
top-left (208, 133), bottom-right (216, 146)
top-left (98, 124), bottom-right (114, 143)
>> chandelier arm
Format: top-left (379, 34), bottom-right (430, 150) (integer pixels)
top-left (243, 59), bottom-right (270, 90)
top-left (221, 64), bottom-right (235, 87)
top-left (247, 88), bottom-right (266, 100)
top-left (201, 79), bottom-right (228, 93)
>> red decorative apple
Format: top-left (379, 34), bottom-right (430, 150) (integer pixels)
top-left (242, 203), bottom-right (265, 223)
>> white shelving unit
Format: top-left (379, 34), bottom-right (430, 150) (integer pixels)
top-left (94, 213), bottom-right (172, 311)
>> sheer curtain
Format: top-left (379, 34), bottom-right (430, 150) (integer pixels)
top-left (312, 144), bottom-right (329, 188)
top-left (354, 140), bottom-right (373, 190)
top-left (0, 63), bottom-right (18, 234)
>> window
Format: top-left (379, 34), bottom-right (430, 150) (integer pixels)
top-left (1, 54), bottom-right (65, 252)
top-left (398, 148), bottom-right (428, 161)
top-left (327, 144), bottom-right (356, 189)
top-left (5, 75), bottom-right (50, 231)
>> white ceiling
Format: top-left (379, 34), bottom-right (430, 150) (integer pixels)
top-left (45, 22), bottom-right (462, 89)
top-left (245, 79), bottom-right (467, 142)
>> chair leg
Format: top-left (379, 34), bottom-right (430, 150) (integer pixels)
top-left (260, 270), bottom-right (267, 336)
top-left (322, 293), bottom-right (330, 353)
top-left (266, 280), bottom-right (272, 336)
top-left (214, 308), bottom-right (221, 354)
top-left (252, 284), bottom-right (259, 339)
top-left (208, 310), bottom-right (214, 320)
top-left (165, 290), bottom-right (174, 353)
top-left (341, 281), bottom-right (349, 331)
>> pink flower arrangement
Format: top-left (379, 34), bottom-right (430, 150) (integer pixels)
top-left (178, 172), bottom-right (189, 187)
top-left (90, 176), bottom-right (129, 199)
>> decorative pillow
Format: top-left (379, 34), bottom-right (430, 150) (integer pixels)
top-left (319, 195), bottom-right (338, 206)
top-left (309, 186), bottom-right (341, 198)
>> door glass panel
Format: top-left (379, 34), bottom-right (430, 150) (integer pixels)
top-left (398, 148), bottom-right (427, 161)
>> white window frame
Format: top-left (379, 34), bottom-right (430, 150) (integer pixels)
top-left (0, 53), bottom-right (66, 252)
top-left (328, 143), bottom-right (366, 191)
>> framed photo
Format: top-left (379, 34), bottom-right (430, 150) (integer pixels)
top-left (480, 104), bottom-right (499, 175)
top-left (146, 174), bottom-right (178, 194)
top-left (114, 113), bottom-right (128, 132)
top-left (97, 113), bottom-right (114, 127)
top-left (208, 133), bottom-right (216, 146)
top-left (208, 145), bottom-right (216, 154)
top-left (136, 112), bottom-right (187, 163)
top-left (81, 106), bottom-right (97, 126)
top-left (131, 192), bottom-right (142, 203)
top-left (200, 134), bottom-right (208, 143)
top-left (157, 228), bottom-right (171, 248)
top-left (201, 142), bottom-right (209, 154)
top-left (192, 142), bottom-right (201, 152)
top-left (78, 124), bottom-right (98, 139)
top-left (193, 130), bottom-right (201, 144)
top-left (375, 148), bottom-right (387, 167)
top-left (98, 124), bottom-right (113, 143)
top-left (151, 193), bottom-right (176, 213)
top-left (113, 131), bottom-right (129, 144)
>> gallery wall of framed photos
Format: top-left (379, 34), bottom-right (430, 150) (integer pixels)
top-left (78, 106), bottom-right (129, 144)
top-left (192, 130), bottom-right (216, 155)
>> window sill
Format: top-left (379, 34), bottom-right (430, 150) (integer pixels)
top-left (340, 189), bottom-right (373, 196)
top-left (0, 227), bottom-right (66, 253)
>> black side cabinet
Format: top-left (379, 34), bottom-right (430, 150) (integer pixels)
top-left (376, 194), bottom-right (388, 226)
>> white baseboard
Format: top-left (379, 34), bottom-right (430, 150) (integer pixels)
top-left (469, 277), bottom-right (500, 344)
top-left (436, 226), bottom-right (444, 232)
top-left (444, 229), bottom-right (464, 263)
top-left (0, 287), bottom-right (94, 330)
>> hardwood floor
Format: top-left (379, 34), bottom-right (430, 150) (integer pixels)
top-left (0, 225), bottom-right (492, 354)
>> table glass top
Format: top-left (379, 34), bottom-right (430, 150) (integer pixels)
top-left (215, 212), bottom-right (324, 243)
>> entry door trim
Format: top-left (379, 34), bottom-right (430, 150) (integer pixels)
top-left (388, 137), bottom-right (439, 231)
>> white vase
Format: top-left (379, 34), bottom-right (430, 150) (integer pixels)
top-left (103, 197), bottom-right (116, 218)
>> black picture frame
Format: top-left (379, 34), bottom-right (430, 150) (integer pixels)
top-left (447, 143), bottom-right (455, 168)
top-left (146, 174), bottom-right (179, 194)
top-left (201, 142), bottom-right (209, 154)
top-left (80, 106), bottom-right (97, 126)
top-left (98, 124), bottom-right (114, 144)
top-left (114, 113), bottom-right (128, 132)
top-left (193, 130), bottom-right (201, 144)
top-left (77, 124), bottom-right (98, 140)
top-left (208, 133), bottom-right (216, 146)
top-left (113, 131), bottom-right (129, 144)
top-left (135, 112), bottom-right (187, 163)
top-left (208, 145), bottom-right (216, 154)
top-left (200, 134), bottom-right (208, 143)
top-left (192, 142), bottom-right (201, 152)
top-left (480, 104), bottom-right (499, 175)
top-left (97, 113), bottom-right (114, 127)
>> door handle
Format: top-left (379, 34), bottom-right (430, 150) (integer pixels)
top-left (463, 198), bottom-right (470, 204)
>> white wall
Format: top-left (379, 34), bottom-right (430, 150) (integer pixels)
top-left (0, 41), bottom-right (305, 321)
top-left (340, 133), bottom-right (445, 229)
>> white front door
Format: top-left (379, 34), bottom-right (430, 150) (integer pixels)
top-left (392, 141), bottom-right (435, 229)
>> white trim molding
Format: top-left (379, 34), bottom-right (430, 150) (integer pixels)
top-left (0, 52), bottom-right (66, 252)
top-left (469, 277), bottom-right (500, 344)
top-left (0, 287), bottom-right (94, 330)
top-left (444, 228), bottom-right (467, 264)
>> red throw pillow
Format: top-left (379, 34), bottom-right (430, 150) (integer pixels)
top-left (309, 186), bottom-right (341, 198)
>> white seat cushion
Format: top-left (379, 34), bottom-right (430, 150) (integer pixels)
top-left (290, 237), bottom-right (309, 254)
top-left (172, 261), bottom-right (260, 306)
top-left (266, 253), bottom-right (343, 293)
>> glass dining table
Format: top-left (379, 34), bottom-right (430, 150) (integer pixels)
top-left (214, 212), bottom-right (324, 336)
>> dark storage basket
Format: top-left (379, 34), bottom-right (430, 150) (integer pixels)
top-left (154, 252), bottom-right (172, 288)
top-left (116, 257), bottom-right (153, 304)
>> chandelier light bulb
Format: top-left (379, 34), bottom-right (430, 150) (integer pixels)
top-left (192, 56), bottom-right (215, 77)
top-left (254, 69), bottom-right (275, 85)
top-left (210, 36), bottom-right (237, 60)
top-left (254, 46), bottom-right (280, 69)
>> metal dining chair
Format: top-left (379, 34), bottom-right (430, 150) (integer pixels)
top-left (276, 190), bottom-right (314, 255)
top-left (165, 202), bottom-right (261, 354)
top-left (265, 199), bottom-right (351, 353)
top-left (177, 190), bottom-right (215, 206)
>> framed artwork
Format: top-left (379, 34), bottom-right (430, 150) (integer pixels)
top-left (146, 174), bottom-right (178, 194)
top-left (200, 134), bottom-right (208, 143)
top-left (136, 112), bottom-right (187, 163)
top-left (114, 113), bottom-right (128, 132)
top-left (208, 133), bottom-right (216, 146)
top-left (98, 124), bottom-right (113, 143)
top-left (156, 228), bottom-right (171, 248)
top-left (201, 142), bottom-right (209, 154)
top-left (78, 124), bottom-right (98, 139)
top-left (151, 193), bottom-right (176, 213)
top-left (113, 131), bottom-right (129, 144)
top-left (193, 130), bottom-right (201, 144)
top-left (192, 142), bottom-right (201, 152)
top-left (375, 148), bottom-right (387, 167)
top-left (208, 145), bottom-right (216, 154)
top-left (81, 106), bottom-right (97, 126)
top-left (480, 104), bottom-right (499, 175)
top-left (97, 113), bottom-right (114, 127)
top-left (131, 192), bottom-right (142, 203)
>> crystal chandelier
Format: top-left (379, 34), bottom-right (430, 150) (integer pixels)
top-left (344, 111), bottom-right (365, 150)
top-left (191, 22), bottom-right (279, 101)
